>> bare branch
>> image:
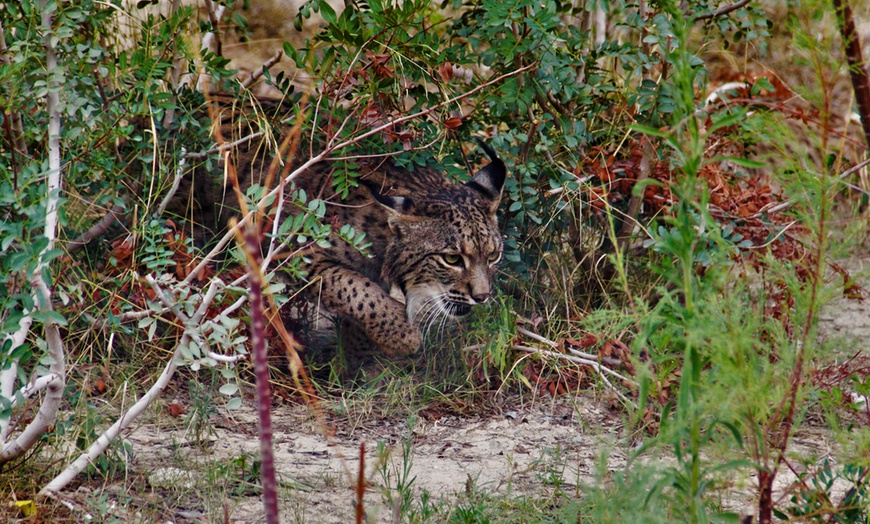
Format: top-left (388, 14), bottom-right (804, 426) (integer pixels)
top-left (183, 131), bottom-right (266, 160)
top-left (516, 326), bottom-right (623, 367)
top-left (511, 345), bottom-right (637, 407)
top-left (66, 203), bottom-right (125, 253)
top-left (749, 157), bottom-right (870, 218)
top-left (40, 274), bottom-right (218, 496)
top-left (242, 50), bottom-right (284, 90)
top-left (154, 153), bottom-right (188, 218)
top-left (6, 374), bottom-right (63, 411)
top-left (1, 4), bottom-right (67, 463)
top-left (833, 0), bottom-right (870, 149)
top-left (693, 0), bottom-right (751, 21)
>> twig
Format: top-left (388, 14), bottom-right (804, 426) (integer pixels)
top-left (516, 326), bottom-right (559, 348)
top-left (511, 345), bottom-right (636, 407)
top-left (183, 131), bottom-right (266, 160)
top-left (67, 203), bottom-right (125, 253)
top-left (749, 157), bottom-right (870, 218)
top-left (838, 156), bottom-right (870, 179)
top-left (512, 344), bottom-right (636, 386)
top-left (832, 0), bottom-right (870, 149)
top-left (242, 50), bottom-right (284, 90)
top-left (208, 351), bottom-right (245, 363)
top-left (692, 0), bottom-right (751, 21)
top-left (515, 326), bottom-right (620, 366)
top-left (154, 152), bottom-right (188, 218)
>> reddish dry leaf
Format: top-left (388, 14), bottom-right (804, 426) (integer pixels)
top-left (93, 379), bottom-right (107, 394)
top-left (438, 62), bottom-right (454, 82)
top-left (566, 333), bottom-right (599, 348)
top-left (166, 403), bottom-right (185, 418)
top-left (442, 116), bottom-right (463, 130)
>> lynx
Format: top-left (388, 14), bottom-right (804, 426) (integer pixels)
top-left (296, 146), bottom-right (506, 358)
top-left (199, 121), bottom-right (506, 359)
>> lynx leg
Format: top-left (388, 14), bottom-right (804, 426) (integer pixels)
top-left (313, 265), bottom-right (422, 357)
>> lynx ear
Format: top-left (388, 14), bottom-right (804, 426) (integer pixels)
top-left (361, 179), bottom-right (415, 215)
top-left (465, 139), bottom-right (506, 207)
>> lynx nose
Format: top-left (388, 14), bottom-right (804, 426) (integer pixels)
top-left (471, 291), bottom-right (492, 304)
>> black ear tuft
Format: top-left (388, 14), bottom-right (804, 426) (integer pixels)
top-left (466, 138), bottom-right (506, 201)
top-left (475, 137), bottom-right (500, 163)
top-left (361, 178), bottom-right (415, 214)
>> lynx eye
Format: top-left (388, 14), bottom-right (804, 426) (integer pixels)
top-left (443, 253), bottom-right (464, 267)
top-left (487, 251), bottom-right (502, 264)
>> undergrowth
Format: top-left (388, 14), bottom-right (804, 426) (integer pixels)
top-left (1, 0), bottom-right (869, 521)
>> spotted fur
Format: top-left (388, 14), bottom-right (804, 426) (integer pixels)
top-left (294, 146), bottom-right (506, 357)
top-left (198, 117), bottom-right (507, 358)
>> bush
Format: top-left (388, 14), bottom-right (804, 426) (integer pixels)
top-left (1, 0), bottom-right (868, 521)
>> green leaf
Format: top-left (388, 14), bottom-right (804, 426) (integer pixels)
top-left (226, 397), bottom-right (243, 410)
top-left (31, 309), bottom-right (68, 326)
top-left (219, 383), bottom-right (239, 396)
top-left (319, 0), bottom-right (337, 25)
top-left (630, 123), bottom-right (670, 138)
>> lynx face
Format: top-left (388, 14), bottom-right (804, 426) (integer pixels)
top-left (376, 181), bottom-right (505, 328)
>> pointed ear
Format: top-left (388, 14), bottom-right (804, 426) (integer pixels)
top-left (465, 139), bottom-right (506, 206)
top-left (361, 178), bottom-right (415, 215)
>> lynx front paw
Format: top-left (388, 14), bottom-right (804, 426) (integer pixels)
top-left (379, 326), bottom-right (422, 358)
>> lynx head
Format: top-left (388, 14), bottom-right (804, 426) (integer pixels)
top-left (373, 145), bottom-right (506, 327)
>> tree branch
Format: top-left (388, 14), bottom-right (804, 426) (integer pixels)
top-left (0, 19), bottom-right (28, 159)
top-left (66, 203), bottom-right (125, 253)
top-left (242, 50), bottom-right (284, 90)
top-left (0, 3), bottom-right (67, 463)
top-left (692, 0), bottom-right (751, 22)
top-left (832, 0), bottom-right (870, 150)
top-left (40, 275), bottom-right (219, 496)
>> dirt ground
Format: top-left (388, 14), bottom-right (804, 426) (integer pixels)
top-left (44, 254), bottom-right (865, 524)
top-left (818, 256), bottom-right (870, 352)
top-left (127, 395), bottom-right (622, 523)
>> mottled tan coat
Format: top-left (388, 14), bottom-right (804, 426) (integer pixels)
top-left (207, 131), bottom-right (506, 358)
top-left (294, 151), bottom-right (506, 357)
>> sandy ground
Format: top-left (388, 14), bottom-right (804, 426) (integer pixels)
top-left (44, 255), bottom-right (867, 523)
top-left (818, 256), bottom-right (870, 351)
top-left (123, 395), bottom-right (625, 523)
